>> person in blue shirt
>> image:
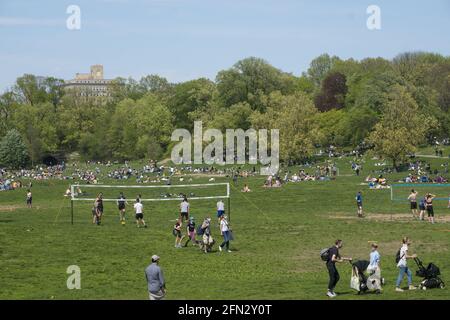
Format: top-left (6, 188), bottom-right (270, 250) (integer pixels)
top-left (418, 197), bottom-right (426, 221)
top-left (356, 191), bottom-right (363, 217)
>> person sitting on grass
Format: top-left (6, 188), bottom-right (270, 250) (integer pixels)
top-left (395, 237), bottom-right (417, 292)
top-left (241, 184), bottom-right (251, 192)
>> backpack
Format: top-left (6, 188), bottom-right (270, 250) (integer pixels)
top-left (395, 249), bottom-right (404, 264)
top-left (320, 248), bottom-right (330, 261)
top-left (197, 225), bottom-right (205, 236)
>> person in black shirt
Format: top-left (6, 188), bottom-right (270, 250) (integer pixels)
top-left (184, 216), bottom-right (198, 247)
top-left (117, 192), bottom-right (128, 226)
top-left (326, 239), bottom-right (352, 298)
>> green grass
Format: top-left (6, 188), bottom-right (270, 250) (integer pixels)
top-left (1, 155), bottom-right (449, 300)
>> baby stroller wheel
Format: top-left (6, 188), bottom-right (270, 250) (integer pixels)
top-left (440, 283), bottom-right (445, 289)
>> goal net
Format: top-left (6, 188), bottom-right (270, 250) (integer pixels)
top-left (69, 182), bottom-right (230, 224)
top-left (391, 183), bottom-right (450, 201)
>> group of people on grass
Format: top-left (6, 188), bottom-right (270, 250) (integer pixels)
top-left (88, 192), bottom-right (233, 254)
top-left (407, 189), bottom-right (443, 224)
top-left (172, 198), bottom-right (233, 254)
top-left (325, 237), bottom-right (420, 298)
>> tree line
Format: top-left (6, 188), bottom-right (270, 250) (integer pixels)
top-left (0, 52), bottom-right (449, 169)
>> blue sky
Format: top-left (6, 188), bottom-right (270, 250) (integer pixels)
top-left (0, 0), bottom-right (449, 91)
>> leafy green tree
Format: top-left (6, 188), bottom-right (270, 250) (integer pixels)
top-left (306, 54), bottom-right (341, 88)
top-left (0, 129), bottom-right (29, 168)
top-left (216, 57), bottom-right (296, 110)
top-left (168, 78), bottom-right (216, 130)
top-left (251, 91), bottom-right (320, 163)
top-left (368, 85), bottom-right (437, 169)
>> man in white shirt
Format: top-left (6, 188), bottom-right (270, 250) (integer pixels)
top-left (180, 197), bottom-right (190, 222)
top-left (216, 200), bottom-right (225, 220)
top-left (395, 237), bottom-right (417, 292)
top-left (134, 198), bottom-right (147, 228)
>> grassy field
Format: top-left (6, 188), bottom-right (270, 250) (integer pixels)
top-left (1, 154), bottom-right (449, 300)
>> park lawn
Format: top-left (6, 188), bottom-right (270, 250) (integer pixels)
top-left (0, 155), bottom-right (449, 300)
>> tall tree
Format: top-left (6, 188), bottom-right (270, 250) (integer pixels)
top-left (216, 57), bottom-right (296, 110)
top-left (0, 129), bottom-right (29, 169)
top-left (368, 85), bottom-right (437, 169)
top-left (314, 72), bottom-right (348, 112)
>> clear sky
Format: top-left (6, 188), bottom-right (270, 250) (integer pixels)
top-left (1, 0), bottom-right (449, 92)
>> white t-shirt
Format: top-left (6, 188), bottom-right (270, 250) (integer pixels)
top-left (180, 201), bottom-right (189, 212)
top-left (217, 201), bottom-right (224, 211)
top-left (397, 244), bottom-right (408, 267)
top-left (134, 202), bottom-right (143, 214)
top-left (220, 219), bottom-right (229, 232)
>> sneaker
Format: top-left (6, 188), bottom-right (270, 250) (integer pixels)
top-left (408, 285), bottom-right (417, 290)
top-left (219, 246), bottom-right (222, 252)
top-left (326, 291), bottom-right (335, 298)
top-left (332, 292), bottom-right (337, 297)
top-left (395, 287), bottom-right (404, 292)
top-left (227, 250), bottom-right (232, 253)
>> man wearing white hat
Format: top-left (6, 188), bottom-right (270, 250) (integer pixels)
top-left (145, 255), bottom-right (166, 300)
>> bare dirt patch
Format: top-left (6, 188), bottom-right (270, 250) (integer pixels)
top-left (0, 204), bottom-right (24, 212)
top-left (328, 212), bottom-right (450, 223)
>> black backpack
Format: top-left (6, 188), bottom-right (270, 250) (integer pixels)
top-left (197, 225), bottom-right (205, 236)
top-left (320, 248), bottom-right (331, 261)
top-left (395, 249), bottom-right (404, 264)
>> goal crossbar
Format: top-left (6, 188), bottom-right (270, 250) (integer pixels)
top-left (70, 183), bottom-right (230, 202)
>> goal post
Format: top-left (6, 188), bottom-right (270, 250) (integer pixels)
top-left (69, 182), bottom-right (231, 225)
top-left (390, 183), bottom-right (450, 201)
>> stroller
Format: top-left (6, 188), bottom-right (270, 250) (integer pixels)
top-left (414, 258), bottom-right (445, 290)
top-left (351, 260), bottom-right (383, 294)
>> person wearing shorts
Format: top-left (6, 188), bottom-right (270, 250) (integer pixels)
top-left (425, 193), bottom-right (435, 224)
top-left (216, 200), bottom-right (225, 219)
top-left (184, 216), bottom-right (198, 247)
top-left (26, 190), bottom-right (32, 208)
top-left (173, 218), bottom-right (184, 248)
top-left (117, 192), bottom-right (128, 226)
top-left (418, 197), bottom-right (426, 221)
top-left (180, 197), bottom-right (189, 222)
top-left (134, 198), bottom-right (147, 228)
top-left (93, 193), bottom-right (104, 225)
top-left (356, 191), bottom-right (363, 217)
top-left (408, 189), bottom-right (418, 218)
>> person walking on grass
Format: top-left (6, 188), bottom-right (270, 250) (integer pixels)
top-left (218, 215), bottom-right (232, 253)
top-left (408, 189), bottom-right (418, 218)
top-left (216, 199), bottom-right (225, 220)
top-left (173, 218), bottom-right (184, 248)
top-left (425, 193), bottom-right (436, 224)
top-left (356, 191), bottom-right (363, 218)
top-left (180, 197), bottom-right (190, 223)
top-left (326, 239), bottom-right (353, 298)
top-left (93, 193), bottom-right (104, 225)
top-left (395, 237), bottom-right (417, 292)
top-left (117, 192), bottom-right (128, 226)
top-left (184, 216), bottom-right (199, 247)
top-left (134, 198), bottom-right (147, 228)
top-left (145, 255), bottom-right (166, 300)
top-left (26, 189), bottom-right (32, 208)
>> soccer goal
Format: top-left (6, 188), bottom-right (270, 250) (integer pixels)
top-left (390, 183), bottom-right (450, 201)
top-left (69, 182), bottom-right (230, 225)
